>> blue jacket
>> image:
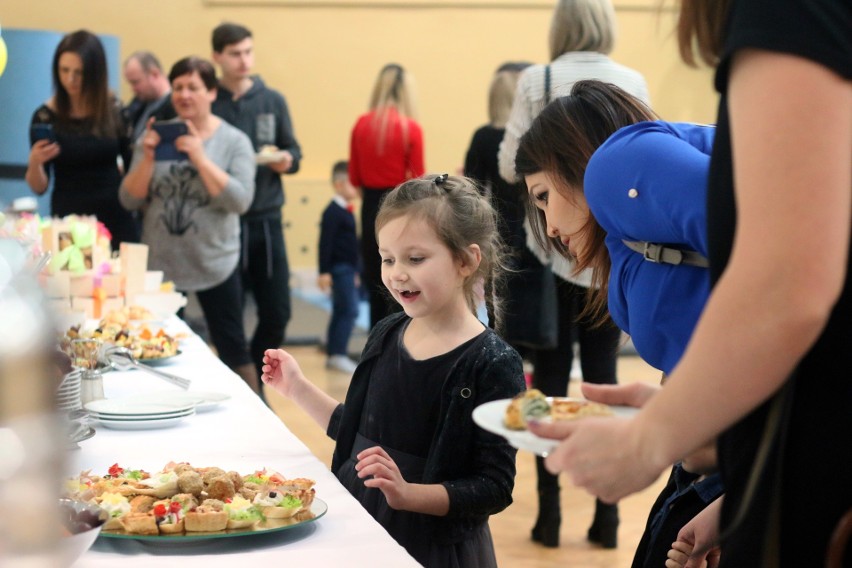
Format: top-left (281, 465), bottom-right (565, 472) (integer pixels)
top-left (327, 312), bottom-right (525, 543)
top-left (585, 121), bottom-right (715, 373)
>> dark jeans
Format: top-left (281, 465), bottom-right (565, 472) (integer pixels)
top-left (327, 263), bottom-right (360, 356)
top-left (531, 276), bottom-right (620, 394)
top-left (360, 188), bottom-right (402, 329)
top-left (241, 216), bottom-right (291, 376)
top-left (192, 265), bottom-right (252, 369)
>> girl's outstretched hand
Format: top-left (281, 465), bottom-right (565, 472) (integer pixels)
top-left (355, 446), bottom-right (410, 510)
top-left (527, 416), bottom-right (664, 503)
top-left (260, 348), bottom-right (304, 398)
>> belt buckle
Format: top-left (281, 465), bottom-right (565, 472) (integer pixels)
top-left (643, 242), bottom-right (663, 263)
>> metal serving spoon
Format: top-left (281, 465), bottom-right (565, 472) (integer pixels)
top-left (104, 346), bottom-right (191, 390)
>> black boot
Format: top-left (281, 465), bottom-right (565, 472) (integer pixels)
top-left (587, 499), bottom-right (619, 549)
top-left (531, 456), bottom-right (561, 547)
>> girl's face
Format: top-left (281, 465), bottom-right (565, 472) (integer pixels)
top-left (377, 215), bottom-right (475, 323)
top-left (526, 171), bottom-right (592, 260)
top-left (171, 72), bottom-right (215, 121)
top-left (57, 52), bottom-right (84, 98)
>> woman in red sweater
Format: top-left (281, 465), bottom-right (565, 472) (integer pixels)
top-left (349, 63), bottom-right (425, 328)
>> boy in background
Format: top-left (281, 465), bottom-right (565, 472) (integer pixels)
top-left (318, 161), bottom-right (360, 373)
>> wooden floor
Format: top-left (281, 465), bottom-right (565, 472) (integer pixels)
top-left (264, 345), bottom-right (667, 567)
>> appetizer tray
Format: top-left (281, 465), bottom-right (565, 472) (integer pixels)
top-left (137, 350), bottom-right (183, 365)
top-left (99, 498), bottom-right (327, 541)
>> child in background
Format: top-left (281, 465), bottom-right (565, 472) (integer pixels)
top-left (318, 161), bottom-right (360, 373)
top-left (262, 174), bottom-right (525, 567)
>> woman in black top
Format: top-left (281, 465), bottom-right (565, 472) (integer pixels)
top-left (526, 1), bottom-right (851, 566)
top-left (26, 29), bottom-right (138, 250)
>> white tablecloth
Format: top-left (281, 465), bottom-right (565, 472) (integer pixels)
top-left (70, 317), bottom-right (418, 567)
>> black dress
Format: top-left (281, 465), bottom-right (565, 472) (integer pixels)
top-left (337, 322), bottom-right (497, 568)
top-left (708, 1), bottom-right (852, 565)
top-left (30, 105), bottom-right (139, 249)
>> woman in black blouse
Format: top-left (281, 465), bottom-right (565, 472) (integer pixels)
top-left (26, 29), bottom-right (139, 249)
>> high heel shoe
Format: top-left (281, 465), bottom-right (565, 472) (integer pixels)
top-left (587, 499), bottom-right (619, 549)
top-left (531, 457), bottom-right (561, 547)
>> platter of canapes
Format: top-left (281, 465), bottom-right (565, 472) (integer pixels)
top-left (64, 462), bottom-right (325, 541)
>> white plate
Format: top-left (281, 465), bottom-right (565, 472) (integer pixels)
top-left (255, 150), bottom-right (287, 165)
top-left (96, 414), bottom-right (191, 430)
top-left (137, 391), bottom-right (230, 412)
top-left (85, 399), bottom-right (194, 417)
top-left (90, 408), bottom-right (195, 421)
top-left (472, 398), bottom-right (639, 457)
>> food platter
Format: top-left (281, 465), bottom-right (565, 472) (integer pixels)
top-left (137, 350), bottom-right (183, 365)
top-left (98, 498), bottom-right (327, 541)
top-left (472, 398), bottom-right (638, 457)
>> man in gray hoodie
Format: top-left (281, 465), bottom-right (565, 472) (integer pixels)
top-left (211, 23), bottom-right (303, 401)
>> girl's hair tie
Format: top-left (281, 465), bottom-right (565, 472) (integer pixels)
top-left (434, 173), bottom-right (449, 188)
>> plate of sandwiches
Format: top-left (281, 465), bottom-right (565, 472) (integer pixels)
top-left (472, 389), bottom-right (639, 456)
top-left (64, 463), bottom-right (325, 541)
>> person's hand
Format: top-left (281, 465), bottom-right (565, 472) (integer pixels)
top-left (139, 117), bottom-right (160, 162)
top-left (266, 150), bottom-right (293, 173)
top-left (527, 415), bottom-right (665, 503)
top-left (581, 381), bottom-right (660, 408)
top-left (29, 139), bottom-right (61, 166)
top-left (317, 273), bottom-right (332, 293)
top-left (355, 446), bottom-right (410, 510)
top-left (665, 497), bottom-right (722, 568)
top-left (177, 120), bottom-right (206, 164)
top-left (260, 348), bottom-right (305, 398)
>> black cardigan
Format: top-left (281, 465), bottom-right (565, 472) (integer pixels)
top-left (327, 312), bottom-right (525, 543)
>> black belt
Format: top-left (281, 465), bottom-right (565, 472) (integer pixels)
top-left (622, 240), bottom-right (709, 268)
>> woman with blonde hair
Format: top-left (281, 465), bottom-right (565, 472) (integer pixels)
top-left (349, 63), bottom-right (425, 329)
top-left (496, 0), bottom-right (649, 549)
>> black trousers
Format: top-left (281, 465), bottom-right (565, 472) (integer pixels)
top-left (241, 216), bottom-right (291, 377)
top-left (360, 187), bottom-right (402, 329)
top-left (530, 276), bottom-right (620, 395)
top-left (193, 265), bottom-right (252, 369)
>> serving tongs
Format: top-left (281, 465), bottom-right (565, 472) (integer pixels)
top-left (104, 346), bottom-right (191, 390)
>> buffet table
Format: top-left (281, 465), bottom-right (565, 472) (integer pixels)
top-left (68, 317), bottom-right (419, 567)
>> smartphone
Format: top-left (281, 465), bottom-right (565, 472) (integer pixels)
top-left (151, 121), bottom-right (189, 161)
top-left (31, 123), bottom-right (56, 144)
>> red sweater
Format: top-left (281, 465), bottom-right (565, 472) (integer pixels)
top-left (348, 108), bottom-right (425, 189)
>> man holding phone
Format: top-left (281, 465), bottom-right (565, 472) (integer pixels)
top-left (122, 51), bottom-right (176, 144)
top-left (211, 23), bottom-right (302, 402)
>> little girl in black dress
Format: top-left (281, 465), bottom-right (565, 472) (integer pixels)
top-left (262, 175), bottom-right (525, 567)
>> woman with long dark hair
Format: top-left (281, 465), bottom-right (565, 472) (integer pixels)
top-left (26, 29), bottom-right (138, 249)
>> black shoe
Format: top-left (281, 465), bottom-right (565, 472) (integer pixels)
top-left (532, 457), bottom-right (561, 547)
top-left (531, 511), bottom-right (560, 547)
top-left (587, 500), bottom-right (618, 549)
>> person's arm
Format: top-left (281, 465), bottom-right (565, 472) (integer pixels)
top-left (267, 92), bottom-right (301, 175)
top-left (531, 51), bottom-right (851, 502)
top-left (193, 125), bottom-right (256, 213)
top-left (120, 119), bottom-right (159, 201)
top-left (406, 119), bottom-right (425, 178)
top-left (348, 121), bottom-right (362, 189)
top-left (497, 74), bottom-right (533, 183)
top-left (25, 140), bottom-right (60, 194)
top-left (261, 349), bottom-right (339, 431)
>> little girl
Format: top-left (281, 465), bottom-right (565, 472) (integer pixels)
top-left (262, 174), bottom-right (525, 567)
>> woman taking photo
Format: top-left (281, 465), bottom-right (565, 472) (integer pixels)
top-left (120, 56), bottom-right (259, 395)
top-left (26, 29), bottom-right (139, 249)
top-left (349, 63), bottom-right (425, 329)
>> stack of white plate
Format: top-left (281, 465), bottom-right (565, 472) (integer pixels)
top-left (56, 370), bottom-right (83, 411)
top-left (84, 399), bottom-right (195, 430)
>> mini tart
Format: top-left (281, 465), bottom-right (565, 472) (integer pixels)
top-left (226, 517), bottom-right (259, 529)
top-left (157, 519), bottom-right (185, 534)
top-left (263, 504), bottom-right (301, 519)
top-left (120, 512), bottom-right (159, 535)
top-left (184, 509), bottom-right (228, 532)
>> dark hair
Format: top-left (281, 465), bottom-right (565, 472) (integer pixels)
top-left (515, 80), bottom-right (657, 323)
top-left (212, 23), bottom-right (252, 53)
top-left (677, 0), bottom-right (732, 67)
top-left (126, 50), bottom-right (163, 73)
top-left (331, 160), bottom-right (349, 182)
top-left (168, 57), bottom-right (217, 90)
top-left (375, 175), bottom-right (510, 328)
top-left (52, 29), bottom-right (118, 137)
